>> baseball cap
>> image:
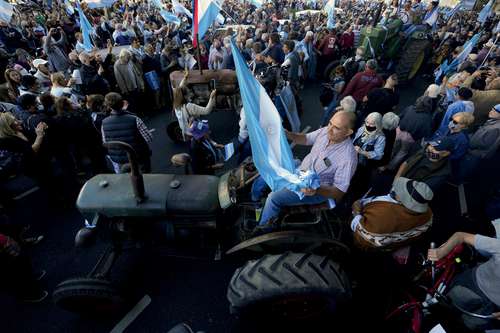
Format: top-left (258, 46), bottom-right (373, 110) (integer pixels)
top-left (493, 104), bottom-right (500, 113)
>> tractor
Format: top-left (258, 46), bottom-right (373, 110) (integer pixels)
top-left (324, 16), bottom-right (431, 85)
top-left (52, 141), bottom-right (352, 320)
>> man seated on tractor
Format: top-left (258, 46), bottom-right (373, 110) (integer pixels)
top-left (251, 111), bottom-right (358, 233)
top-left (350, 177), bottom-right (433, 251)
top-left (428, 218), bottom-right (500, 331)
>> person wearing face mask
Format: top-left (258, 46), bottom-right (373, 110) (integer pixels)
top-left (432, 111), bottom-right (475, 161)
top-left (350, 112), bottom-right (386, 198)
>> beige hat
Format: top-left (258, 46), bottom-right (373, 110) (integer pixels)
top-left (425, 84), bottom-right (440, 98)
top-left (468, 53), bottom-right (478, 61)
top-left (32, 58), bottom-right (48, 69)
top-left (485, 40), bottom-right (494, 48)
top-left (392, 177), bottom-right (433, 213)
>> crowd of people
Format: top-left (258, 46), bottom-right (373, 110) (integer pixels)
top-left (0, 0), bottom-right (499, 328)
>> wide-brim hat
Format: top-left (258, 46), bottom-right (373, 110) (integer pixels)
top-left (392, 177), bottom-right (433, 213)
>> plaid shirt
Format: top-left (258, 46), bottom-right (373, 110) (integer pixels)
top-left (101, 115), bottom-right (153, 143)
top-left (300, 128), bottom-right (357, 193)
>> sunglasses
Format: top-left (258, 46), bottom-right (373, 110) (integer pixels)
top-left (452, 119), bottom-right (459, 125)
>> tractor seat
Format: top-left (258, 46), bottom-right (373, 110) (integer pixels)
top-left (281, 202), bottom-right (332, 216)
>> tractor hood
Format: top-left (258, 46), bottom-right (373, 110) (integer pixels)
top-left (77, 174), bottom-right (221, 218)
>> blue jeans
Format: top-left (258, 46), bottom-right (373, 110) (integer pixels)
top-left (259, 188), bottom-right (327, 226)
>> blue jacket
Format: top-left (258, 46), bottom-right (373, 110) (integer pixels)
top-left (353, 127), bottom-right (386, 164)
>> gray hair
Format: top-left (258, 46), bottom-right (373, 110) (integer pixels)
top-left (339, 96), bottom-right (357, 113)
top-left (366, 59), bottom-right (378, 70)
top-left (382, 112), bottom-right (400, 130)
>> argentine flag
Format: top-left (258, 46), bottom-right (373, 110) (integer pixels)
top-left (82, 0), bottom-right (116, 9)
top-left (0, 0), bottom-right (14, 24)
top-left (435, 33), bottom-right (481, 82)
top-left (76, 2), bottom-right (94, 51)
top-left (478, 0), bottom-right (494, 25)
top-left (324, 0), bottom-right (335, 13)
top-left (444, 0), bottom-right (462, 21)
top-left (172, 0), bottom-right (193, 19)
top-left (160, 10), bottom-right (181, 25)
top-left (65, 0), bottom-right (75, 15)
top-left (250, 0), bottom-right (263, 7)
top-left (327, 5), bottom-right (335, 29)
top-left (230, 39), bottom-right (311, 193)
top-left (193, 0), bottom-right (222, 46)
top-left (423, 5), bottom-right (439, 30)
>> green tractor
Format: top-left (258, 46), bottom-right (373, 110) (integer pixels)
top-left (325, 18), bottom-right (431, 85)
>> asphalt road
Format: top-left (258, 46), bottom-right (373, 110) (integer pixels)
top-left (1, 76), bottom-right (495, 333)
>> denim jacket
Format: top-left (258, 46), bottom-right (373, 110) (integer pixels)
top-left (353, 127), bottom-right (386, 164)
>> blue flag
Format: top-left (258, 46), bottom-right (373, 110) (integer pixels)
top-left (230, 39), bottom-right (314, 193)
top-left (444, 0), bottom-right (462, 21)
top-left (478, 0), bottom-right (494, 25)
top-left (435, 33), bottom-right (481, 82)
top-left (160, 10), bottom-right (181, 25)
top-left (327, 6), bottom-right (335, 29)
top-left (65, 0), bottom-right (75, 15)
top-left (76, 2), bottom-right (94, 51)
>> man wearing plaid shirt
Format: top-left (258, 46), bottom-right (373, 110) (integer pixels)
top-left (102, 92), bottom-right (153, 173)
top-left (256, 111), bottom-right (358, 231)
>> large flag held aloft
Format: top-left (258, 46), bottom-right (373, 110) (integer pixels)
top-left (82, 0), bottom-right (116, 8)
top-left (0, 0), bottom-right (14, 24)
top-left (160, 10), bottom-right (181, 25)
top-left (76, 2), bottom-right (94, 51)
top-left (230, 39), bottom-right (317, 195)
top-left (192, 0), bottom-right (223, 46)
top-left (478, 0), bottom-right (494, 25)
top-left (172, 0), bottom-right (193, 18)
top-left (434, 32), bottom-right (481, 82)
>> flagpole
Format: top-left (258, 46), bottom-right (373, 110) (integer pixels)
top-left (479, 35), bottom-right (499, 67)
top-left (196, 33), bottom-right (203, 75)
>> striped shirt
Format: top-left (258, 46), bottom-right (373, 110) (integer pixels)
top-left (300, 128), bottom-right (358, 193)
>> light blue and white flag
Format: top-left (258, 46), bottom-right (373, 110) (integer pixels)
top-left (65, 0), bottom-right (75, 15)
top-left (82, 0), bottom-right (116, 8)
top-left (327, 5), bottom-right (335, 29)
top-left (231, 39), bottom-right (315, 193)
top-left (0, 0), bottom-right (14, 24)
top-left (172, 0), bottom-right (193, 18)
top-left (478, 0), bottom-right (494, 25)
top-left (423, 5), bottom-right (439, 30)
top-left (324, 0), bottom-right (335, 13)
top-left (249, 0), bottom-right (263, 8)
top-left (193, 0), bottom-right (222, 45)
top-left (435, 32), bottom-right (481, 82)
top-left (150, 0), bottom-right (163, 9)
top-left (444, 0), bottom-right (462, 21)
top-left (495, 20), bottom-right (500, 33)
top-left (76, 2), bottom-right (94, 51)
top-left (160, 10), bottom-right (181, 25)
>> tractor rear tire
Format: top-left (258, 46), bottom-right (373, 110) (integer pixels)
top-left (395, 39), bottom-right (431, 85)
top-left (53, 277), bottom-right (126, 314)
top-left (323, 60), bottom-right (341, 81)
top-left (227, 252), bottom-right (351, 319)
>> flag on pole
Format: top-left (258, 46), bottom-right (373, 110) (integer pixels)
top-left (192, 0), bottom-right (223, 46)
top-left (65, 0), bottom-right (75, 15)
top-left (150, 0), bottom-right (163, 9)
top-left (76, 2), bottom-right (94, 51)
top-left (423, 5), bottom-right (439, 30)
top-left (327, 5), bottom-right (335, 29)
top-left (0, 0), bottom-right (14, 24)
top-left (82, 0), bottom-right (116, 8)
top-left (444, 0), bottom-right (462, 21)
top-left (435, 33), bottom-right (481, 82)
top-left (478, 0), bottom-right (494, 25)
top-left (172, 0), bottom-right (193, 18)
top-left (160, 10), bottom-right (181, 25)
top-left (249, 0), bottom-right (263, 7)
top-left (230, 39), bottom-right (314, 194)
top-left (324, 0), bottom-right (335, 13)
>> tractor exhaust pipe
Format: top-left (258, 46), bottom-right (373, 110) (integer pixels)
top-left (103, 141), bottom-right (146, 203)
top-left (372, 1), bottom-right (384, 27)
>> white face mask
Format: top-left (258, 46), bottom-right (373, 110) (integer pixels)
top-left (355, 54), bottom-right (362, 60)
